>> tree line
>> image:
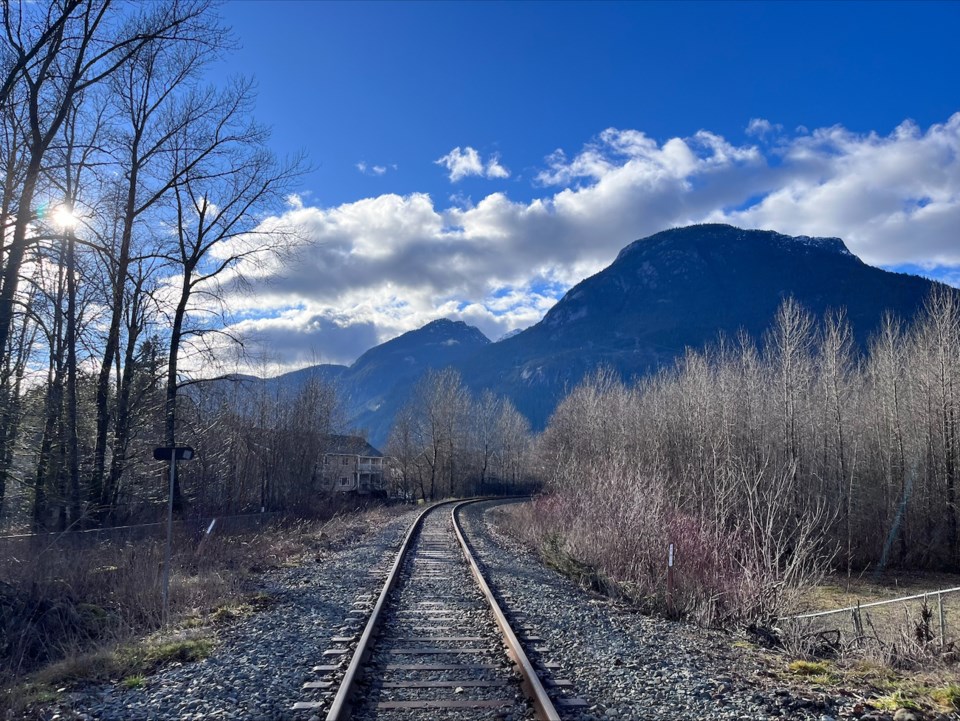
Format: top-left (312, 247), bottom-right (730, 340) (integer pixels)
top-left (533, 289), bottom-right (960, 621)
top-left (388, 368), bottom-right (534, 500)
top-left (0, 0), bottom-right (303, 531)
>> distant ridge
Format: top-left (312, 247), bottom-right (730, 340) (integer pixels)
top-left (236, 224), bottom-right (950, 443)
top-left (456, 224), bottom-right (943, 428)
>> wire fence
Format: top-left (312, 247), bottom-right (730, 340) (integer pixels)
top-left (0, 511), bottom-right (283, 555)
top-left (782, 586), bottom-right (960, 654)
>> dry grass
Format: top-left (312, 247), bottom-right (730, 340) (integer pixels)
top-left (747, 573), bottom-right (960, 717)
top-left (0, 501), bottom-right (412, 716)
top-left (1, 630), bottom-right (216, 719)
top-left (798, 571), bottom-right (960, 612)
top-left (788, 572), bottom-right (960, 667)
top-left (771, 656), bottom-right (960, 716)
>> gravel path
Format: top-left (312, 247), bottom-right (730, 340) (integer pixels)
top-left (458, 499), bottom-right (847, 721)
top-left (51, 507), bottom-right (422, 721)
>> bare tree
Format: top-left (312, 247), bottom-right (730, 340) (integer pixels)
top-left (89, 5), bottom-right (227, 513)
top-left (765, 297), bottom-right (815, 506)
top-left (0, 0), bottom-right (214, 359)
top-left (159, 89), bottom-right (302, 509)
top-left (817, 308), bottom-right (856, 575)
top-left (868, 313), bottom-right (909, 565)
top-left (912, 287), bottom-right (960, 566)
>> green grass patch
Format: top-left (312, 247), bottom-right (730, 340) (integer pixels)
top-left (210, 591), bottom-right (277, 625)
top-left (788, 659), bottom-right (831, 676)
top-left (210, 605), bottom-right (243, 624)
top-left (785, 658), bottom-right (836, 685)
top-left (930, 684), bottom-right (960, 711)
top-left (121, 675), bottom-right (145, 689)
top-left (870, 690), bottom-right (922, 711)
top-left (9, 634), bottom-right (216, 708)
top-left (135, 637), bottom-right (214, 670)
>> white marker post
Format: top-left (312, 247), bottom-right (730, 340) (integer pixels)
top-left (154, 446), bottom-right (195, 628)
top-left (667, 542), bottom-right (675, 615)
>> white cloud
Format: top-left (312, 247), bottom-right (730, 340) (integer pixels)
top-left (213, 113), bottom-right (960, 372)
top-left (356, 161), bottom-right (392, 176)
top-left (485, 154), bottom-right (510, 179)
top-left (435, 146), bottom-right (511, 182)
top-left (435, 147), bottom-right (483, 182)
top-left (746, 118), bottom-right (783, 137)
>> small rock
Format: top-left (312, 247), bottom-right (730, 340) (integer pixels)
top-left (893, 710), bottom-right (924, 721)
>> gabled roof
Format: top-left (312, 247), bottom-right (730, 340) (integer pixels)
top-left (325, 434), bottom-right (384, 458)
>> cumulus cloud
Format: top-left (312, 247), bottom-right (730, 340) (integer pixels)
top-left (211, 114), bottom-right (960, 372)
top-left (435, 146), bottom-right (511, 182)
top-left (485, 155), bottom-right (510, 179)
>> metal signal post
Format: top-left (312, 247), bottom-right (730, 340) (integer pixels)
top-left (154, 446), bottom-right (195, 628)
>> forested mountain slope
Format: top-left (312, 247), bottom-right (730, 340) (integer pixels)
top-left (457, 224), bottom-right (939, 429)
top-left (260, 224), bottom-right (945, 442)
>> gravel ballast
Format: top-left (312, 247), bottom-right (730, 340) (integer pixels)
top-left (37, 499), bottom-right (948, 721)
top-left (46, 508), bottom-right (423, 721)
top-left (458, 499), bottom-right (872, 721)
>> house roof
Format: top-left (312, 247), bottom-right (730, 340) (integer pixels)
top-left (325, 434), bottom-right (384, 458)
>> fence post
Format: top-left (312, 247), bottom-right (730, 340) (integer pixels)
top-left (851, 600), bottom-right (864, 644)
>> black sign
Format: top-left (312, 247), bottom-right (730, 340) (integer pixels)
top-left (153, 446), bottom-right (195, 461)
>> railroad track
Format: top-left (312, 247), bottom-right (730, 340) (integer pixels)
top-left (293, 499), bottom-right (582, 720)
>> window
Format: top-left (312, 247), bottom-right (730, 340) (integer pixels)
top-left (339, 477), bottom-right (349, 486)
top-left (342, 457), bottom-right (349, 466)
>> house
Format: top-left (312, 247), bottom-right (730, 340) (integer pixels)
top-left (322, 435), bottom-right (386, 494)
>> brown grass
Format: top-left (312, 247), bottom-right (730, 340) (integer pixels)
top-left (744, 573), bottom-right (960, 717)
top-left (786, 572), bottom-right (960, 668)
top-left (0, 501), bottom-right (412, 714)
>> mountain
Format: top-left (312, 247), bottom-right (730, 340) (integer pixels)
top-left (271, 364), bottom-right (349, 392)
top-left (236, 224), bottom-right (946, 444)
top-left (456, 224), bottom-right (940, 428)
top-left (335, 319), bottom-right (490, 442)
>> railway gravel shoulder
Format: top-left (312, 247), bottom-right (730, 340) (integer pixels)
top-left (458, 499), bottom-right (844, 721)
top-left (46, 507), bottom-right (423, 721)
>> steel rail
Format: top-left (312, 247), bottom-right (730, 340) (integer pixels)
top-left (324, 500), bottom-right (449, 721)
top-left (322, 497), bottom-right (555, 720)
top-left (452, 500), bottom-right (561, 721)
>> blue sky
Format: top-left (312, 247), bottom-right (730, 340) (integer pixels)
top-left (207, 1), bottom-right (960, 370)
